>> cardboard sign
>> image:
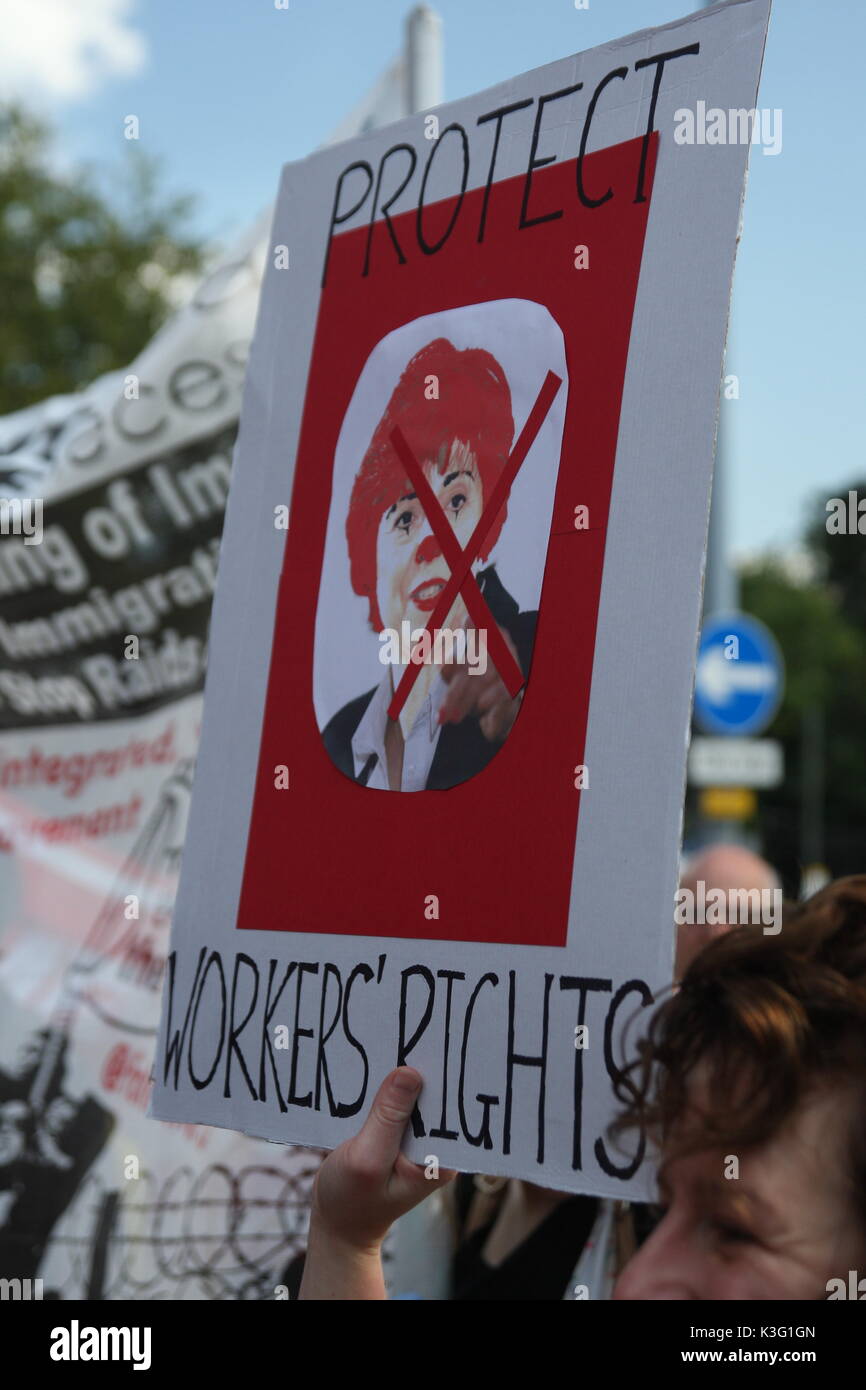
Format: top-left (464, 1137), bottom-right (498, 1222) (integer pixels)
top-left (151, 0), bottom-right (772, 1196)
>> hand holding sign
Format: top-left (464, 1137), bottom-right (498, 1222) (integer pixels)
top-left (300, 1067), bottom-right (454, 1299)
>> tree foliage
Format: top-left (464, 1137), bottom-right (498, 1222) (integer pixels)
top-left (0, 103), bottom-right (204, 414)
top-left (738, 486), bottom-right (866, 885)
top-left (805, 476), bottom-right (866, 632)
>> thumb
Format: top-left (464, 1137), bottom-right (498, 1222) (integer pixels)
top-left (350, 1067), bottom-right (422, 1175)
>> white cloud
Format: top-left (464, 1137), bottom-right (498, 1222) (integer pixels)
top-left (0, 0), bottom-right (146, 102)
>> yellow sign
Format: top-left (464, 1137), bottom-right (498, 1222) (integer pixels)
top-left (699, 786), bottom-right (757, 820)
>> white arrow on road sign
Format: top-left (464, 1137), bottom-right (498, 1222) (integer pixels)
top-left (695, 646), bottom-right (777, 705)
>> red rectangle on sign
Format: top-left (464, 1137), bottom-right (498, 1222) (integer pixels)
top-left (237, 134), bottom-right (657, 945)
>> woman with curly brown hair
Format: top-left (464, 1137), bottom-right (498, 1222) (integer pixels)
top-left (612, 874), bottom-right (866, 1298)
top-left (299, 877), bottom-right (866, 1300)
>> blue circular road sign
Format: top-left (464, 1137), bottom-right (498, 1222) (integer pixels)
top-left (694, 613), bottom-right (784, 736)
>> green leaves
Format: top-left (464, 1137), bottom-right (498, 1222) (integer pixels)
top-left (0, 102), bottom-right (205, 414)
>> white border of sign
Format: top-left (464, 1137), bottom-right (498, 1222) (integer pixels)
top-left (152, 0), bottom-right (772, 1199)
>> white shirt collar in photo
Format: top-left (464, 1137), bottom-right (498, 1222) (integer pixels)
top-left (351, 669), bottom-right (447, 792)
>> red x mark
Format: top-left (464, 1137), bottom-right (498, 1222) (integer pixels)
top-left (387, 370), bottom-right (562, 722)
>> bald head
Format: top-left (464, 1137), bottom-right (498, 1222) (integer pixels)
top-left (675, 845), bottom-right (780, 979)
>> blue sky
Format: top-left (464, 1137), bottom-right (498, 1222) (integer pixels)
top-left (5, 0), bottom-right (865, 560)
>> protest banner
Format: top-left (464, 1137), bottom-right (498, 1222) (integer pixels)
top-left (0, 218), bottom-right (325, 1299)
top-left (0, 3), bottom-right (427, 1293)
top-left (151, 0), bottom-right (772, 1197)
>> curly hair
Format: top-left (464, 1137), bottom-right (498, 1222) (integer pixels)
top-left (611, 876), bottom-right (866, 1222)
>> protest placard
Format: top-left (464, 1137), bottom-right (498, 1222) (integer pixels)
top-left (151, 0), bottom-right (772, 1196)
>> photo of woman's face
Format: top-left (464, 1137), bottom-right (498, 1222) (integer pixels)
top-left (374, 438), bottom-right (484, 635)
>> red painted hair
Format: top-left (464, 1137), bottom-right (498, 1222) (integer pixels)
top-left (346, 337), bottom-right (514, 631)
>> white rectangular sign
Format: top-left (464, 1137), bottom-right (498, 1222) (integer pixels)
top-left (689, 736), bottom-right (784, 788)
top-left (151, 0), bottom-right (772, 1198)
